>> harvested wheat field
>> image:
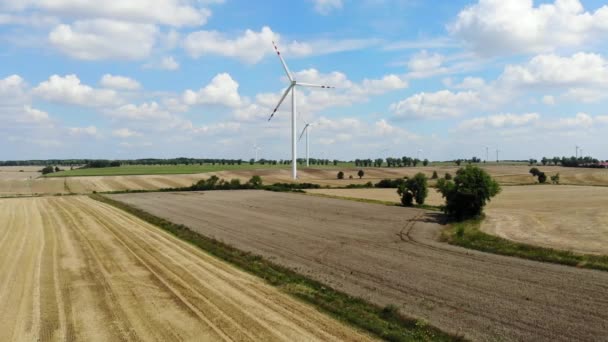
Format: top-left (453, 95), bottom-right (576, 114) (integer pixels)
top-left (482, 185), bottom-right (608, 255)
top-left (112, 190), bottom-right (608, 342)
top-left (307, 186), bottom-right (608, 255)
top-left (0, 196), bottom-right (372, 342)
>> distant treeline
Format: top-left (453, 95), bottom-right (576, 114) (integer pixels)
top-left (534, 156), bottom-right (607, 168)
top-left (0, 158), bottom-right (347, 167)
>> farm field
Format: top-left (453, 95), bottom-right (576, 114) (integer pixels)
top-left (111, 190), bottom-right (608, 341)
top-left (0, 195), bottom-right (371, 341)
top-left (307, 185), bottom-right (608, 255)
top-left (2, 164), bottom-right (607, 197)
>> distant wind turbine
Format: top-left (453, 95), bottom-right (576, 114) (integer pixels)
top-left (299, 120), bottom-right (315, 167)
top-left (253, 144), bottom-right (261, 161)
top-left (576, 145), bottom-right (579, 158)
top-left (267, 41), bottom-right (334, 179)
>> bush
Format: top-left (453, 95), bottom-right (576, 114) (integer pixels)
top-left (437, 165), bottom-right (501, 220)
top-left (397, 173), bottom-right (428, 206)
top-left (538, 172), bottom-right (547, 184)
top-left (41, 166), bottom-right (54, 175)
top-left (248, 175), bottom-right (263, 188)
top-left (444, 172), bottom-right (452, 180)
top-left (431, 171), bottom-right (438, 179)
top-left (551, 173), bottom-right (560, 184)
top-left (375, 178), bottom-right (406, 188)
top-left (529, 167), bottom-right (540, 177)
top-left (337, 171), bottom-right (344, 179)
top-left (357, 170), bottom-right (364, 179)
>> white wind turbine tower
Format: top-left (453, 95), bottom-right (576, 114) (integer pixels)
top-left (299, 120), bottom-right (315, 167)
top-left (267, 41), bottom-right (334, 179)
top-left (253, 144), bottom-right (261, 161)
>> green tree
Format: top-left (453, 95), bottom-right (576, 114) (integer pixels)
top-left (337, 171), bottom-right (344, 180)
top-left (455, 159), bottom-right (462, 166)
top-left (436, 165), bottom-right (501, 220)
top-left (249, 158), bottom-right (255, 165)
top-left (529, 167), bottom-right (540, 177)
top-left (357, 170), bottom-right (364, 179)
top-left (423, 159), bottom-right (429, 166)
top-left (444, 172), bottom-right (452, 180)
top-left (551, 173), bottom-right (560, 184)
top-left (397, 173), bottom-right (428, 206)
top-left (431, 171), bottom-right (438, 179)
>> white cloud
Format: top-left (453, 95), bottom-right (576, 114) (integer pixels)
top-left (406, 50), bottom-right (447, 78)
top-left (450, 0), bottom-right (608, 56)
top-left (68, 126), bottom-right (98, 136)
top-left (112, 128), bottom-right (142, 138)
top-left (143, 56), bottom-right (180, 71)
top-left (33, 74), bottom-right (121, 107)
top-left (444, 76), bottom-right (486, 89)
top-left (457, 113), bottom-right (540, 131)
top-left (21, 105), bottom-right (50, 123)
top-left (356, 75), bottom-right (408, 95)
top-left (183, 26), bottom-right (376, 64)
top-left (390, 90), bottom-right (480, 119)
top-left (192, 122), bottom-right (241, 135)
top-left (49, 19), bottom-right (158, 60)
top-left (108, 102), bottom-right (171, 120)
top-left (7, 0), bottom-right (212, 27)
top-left (500, 53), bottom-right (608, 87)
top-left (182, 73), bottom-right (242, 108)
top-left (100, 74), bottom-right (141, 90)
top-left (542, 95), bottom-right (556, 105)
top-left (312, 0), bottom-right (343, 15)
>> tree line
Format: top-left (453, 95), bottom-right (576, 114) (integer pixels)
top-left (534, 156), bottom-right (606, 168)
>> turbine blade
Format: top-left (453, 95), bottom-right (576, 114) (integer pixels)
top-left (296, 82), bottom-right (335, 89)
top-left (272, 41), bottom-right (293, 82)
top-left (298, 124), bottom-right (309, 141)
top-left (267, 84), bottom-right (294, 121)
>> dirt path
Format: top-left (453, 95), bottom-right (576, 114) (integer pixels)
top-left (0, 196), bottom-right (372, 342)
top-left (112, 191), bottom-right (608, 342)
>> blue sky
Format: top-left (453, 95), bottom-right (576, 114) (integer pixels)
top-left (1, 0), bottom-right (608, 161)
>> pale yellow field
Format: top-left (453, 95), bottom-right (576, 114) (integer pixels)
top-left (1, 165), bottom-right (607, 197)
top-left (0, 196), bottom-right (372, 341)
top-left (307, 185), bottom-right (608, 255)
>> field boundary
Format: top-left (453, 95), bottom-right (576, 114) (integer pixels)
top-left (90, 194), bottom-right (463, 342)
top-left (304, 191), bottom-right (442, 211)
top-left (441, 218), bottom-right (608, 272)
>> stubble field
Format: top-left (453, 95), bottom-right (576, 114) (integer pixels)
top-left (307, 185), bottom-right (608, 255)
top-left (1, 165), bottom-right (607, 196)
top-left (111, 190), bottom-right (608, 341)
top-left (0, 195), bottom-right (371, 341)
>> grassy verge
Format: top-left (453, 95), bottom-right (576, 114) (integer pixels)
top-left (91, 194), bottom-right (462, 342)
top-left (442, 218), bottom-right (608, 272)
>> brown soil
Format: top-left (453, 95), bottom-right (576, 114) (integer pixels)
top-left (111, 190), bottom-right (608, 342)
top-left (0, 196), bottom-right (372, 341)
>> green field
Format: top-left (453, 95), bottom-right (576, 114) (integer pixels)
top-left (47, 163), bottom-right (353, 177)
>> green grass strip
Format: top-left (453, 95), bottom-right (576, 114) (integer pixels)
top-left (442, 218), bottom-right (608, 272)
top-left (90, 194), bottom-right (463, 342)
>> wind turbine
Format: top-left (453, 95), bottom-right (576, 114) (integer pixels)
top-left (253, 144), bottom-right (261, 162)
top-left (575, 145), bottom-right (579, 158)
top-left (496, 149), bottom-right (500, 163)
top-left (267, 41), bottom-right (334, 179)
top-left (299, 120), bottom-right (315, 167)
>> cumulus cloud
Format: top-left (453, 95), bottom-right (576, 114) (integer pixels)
top-left (457, 113), bottom-right (540, 131)
top-left (33, 74), bottom-right (121, 106)
top-left (100, 74), bottom-right (141, 90)
top-left (312, 0), bottom-right (343, 15)
top-left (6, 0), bottom-right (212, 27)
top-left (49, 19), bottom-right (158, 60)
top-left (406, 50), bottom-right (448, 78)
top-left (183, 26), bottom-right (376, 64)
top-left (390, 90), bottom-right (480, 119)
top-left (112, 128), bottom-right (142, 138)
top-left (108, 102), bottom-right (171, 120)
top-left (21, 105), bottom-right (51, 123)
top-left (450, 0), bottom-right (608, 56)
top-left (182, 73), bottom-right (242, 108)
top-left (68, 126), bottom-right (98, 136)
top-left (542, 95), bottom-right (556, 105)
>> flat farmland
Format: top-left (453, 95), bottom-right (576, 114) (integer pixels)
top-left (482, 185), bottom-right (608, 255)
top-left (307, 186), bottom-right (608, 255)
top-left (0, 196), bottom-right (371, 341)
top-left (112, 190), bottom-right (608, 341)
